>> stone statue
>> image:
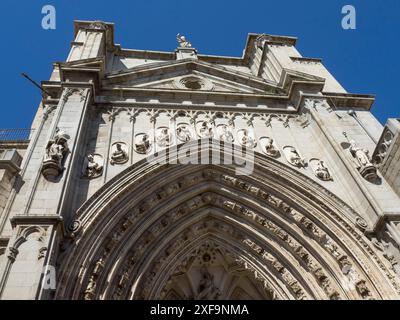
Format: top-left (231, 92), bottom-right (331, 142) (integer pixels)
top-left (176, 33), bottom-right (192, 48)
top-left (110, 142), bottom-right (128, 164)
top-left (311, 159), bottom-right (332, 181)
top-left (42, 130), bottom-right (70, 179)
top-left (84, 154), bottom-right (103, 178)
top-left (196, 266), bottom-right (220, 300)
top-left (283, 146), bottom-right (306, 167)
top-left (135, 134), bottom-right (151, 154)
top-left (239, 129), bottom-right (255, 148)
top-left (349, 140), bottom-right (372, 167)
top-left (218, 124), bottom-right (234, 143)
top-left (156, 128), bottom-right (172, 147)
top-left (176, 124), bottom-right (192, 142)
top-left (348, 139), bottom-right (378, 181)
top-left (263, 137), bottom-right (279, 157)
top-left (198, 120), bottom-right (214, 138)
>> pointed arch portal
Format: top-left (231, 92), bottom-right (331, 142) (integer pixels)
top-left (55, 141), bottom-right (400, 300)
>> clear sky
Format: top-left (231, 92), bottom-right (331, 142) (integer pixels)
top-left (0, 0), bottom-right (399, 128)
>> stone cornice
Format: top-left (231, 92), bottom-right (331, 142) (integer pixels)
top-left (10, 215), bottom-right (63, 228)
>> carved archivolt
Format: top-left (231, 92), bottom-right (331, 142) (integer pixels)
top-left (55, 151), bottom-right (400, 300)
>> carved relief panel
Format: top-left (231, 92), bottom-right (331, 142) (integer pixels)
top-left (259, 137), bottom-right (280, 158)
top-left (283, 146), bottom-right (306, 167)
top-left (176, 123), bottom-right (194, 142)
top-left (110, 142), bottom-right (129, 165)
top-left (134, 133), bottom-right (152, 154)
top-left (309, 158), bottom-right (332, 181)
top-left (83, 153), bottom-right (104, 179)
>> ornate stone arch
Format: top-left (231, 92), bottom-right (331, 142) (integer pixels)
top-left (55, 140), bottom-right (400, 300)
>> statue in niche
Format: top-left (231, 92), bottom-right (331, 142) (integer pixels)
top-left (110, 142), bottom-right (128, 165)
top-left (42, 129), bottom-right (70, 179)
top-left (310, 159), bottom-right (332, 181)
top-left (176, 33), bottom-right (192, 48)
top-left (176, 123), bottom-right (192, 142)
top-left (198, 120), bottom-right (214, 138)
top-left (262, 137), bottom-right (280, 157)
top-left (349, 139), bottom-right (378, 181)
top-left (83, 153), bottom-right (103, 179)
top-left (156, 127), bottom-right (172, 147)
top-left (217, 124), bottom-right (234, 143)
top-left (134, 133), bottom-right (151, 154)
top-left (238, 129), bottom-right (255, 148)
top-left (283, 146), bottom-right (306, 167)
top-left (196, 266), bottom-right (221, 300)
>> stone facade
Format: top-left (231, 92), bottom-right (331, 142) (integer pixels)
top-left (0, 20), bottom-right (400, 300)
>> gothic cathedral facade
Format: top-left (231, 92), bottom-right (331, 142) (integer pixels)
top-left (0, 20), bottom-right (400, 300)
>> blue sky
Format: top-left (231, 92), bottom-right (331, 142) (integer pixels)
top-left (0, 0), bottom-right (399, 128)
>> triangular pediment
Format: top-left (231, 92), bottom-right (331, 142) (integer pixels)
top-left (102, 60), bottom-right (287, 95)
